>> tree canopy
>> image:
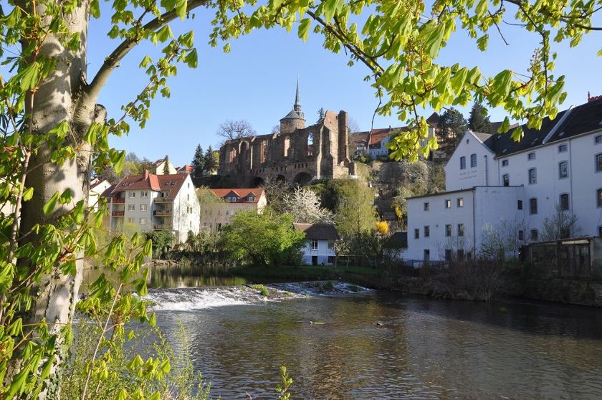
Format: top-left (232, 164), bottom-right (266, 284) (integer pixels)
top-left (468, 102), bottom-right (494, 134)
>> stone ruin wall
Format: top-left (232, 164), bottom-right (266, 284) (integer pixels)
top-left (219, 110), bottom-right (353, 187)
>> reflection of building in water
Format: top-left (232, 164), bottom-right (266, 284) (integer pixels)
top-left (218, 82), bottom-right (355, 187)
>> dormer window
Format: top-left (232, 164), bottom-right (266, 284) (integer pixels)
top-left (248, 195), bottom-right (255, 202)
top-left (528, 152), bottom-right (536, 161)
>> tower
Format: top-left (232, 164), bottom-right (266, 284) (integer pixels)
top-left (279, 79), bottom-right (306, 134)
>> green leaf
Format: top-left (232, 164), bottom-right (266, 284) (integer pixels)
top-left (184, 48), bottom-right (198, 68)
top-left (42, 192), bottom-right (60, 215)
top-left (298, 18), bottom-right (311, 42)
top-left (90, 0), bottom-right (101, 18)
top-left (476, 34), bottom-right (488, 51)
top-left (176, 0), bottom-right (187, 20)
top-left (19, 62), bottom-right (41, 91)
top-left (475, 0), bottom-right (489, 16)
top-left (156, 25), bottom-right (173, 43)
top-left (22, 187), bottom-right (34, 202)
top-left (116, 389), bottom-right (128, 400)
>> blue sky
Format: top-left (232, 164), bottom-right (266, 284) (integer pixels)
top-left (88, 6), bottom-right (602, 167)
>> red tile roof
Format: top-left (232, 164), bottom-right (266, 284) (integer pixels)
top-left (109, 171), bottom-right (187, 201)
top-left (211, 188), bottom-right (264, 203)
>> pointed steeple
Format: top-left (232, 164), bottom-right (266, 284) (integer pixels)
top-left (294, 77), bottom-right (302, 113)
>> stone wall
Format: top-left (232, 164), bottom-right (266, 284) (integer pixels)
top-left (219, 110), bottom-right (353, 187)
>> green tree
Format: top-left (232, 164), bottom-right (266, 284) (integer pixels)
top-left (222, 211), bottom-right (305, 266)
top-left (468, 102), bottom-right (494, 134)
top-left (192, 144), bottom-right (205, 177)
top-left (144, 230), bottom-right (176, 259)
top-left (330, 179), bottom-right (377, 237)
top-left (203, 146), bottom-right (218, 175)
top-left (438, 108), bottom-right (468, 154)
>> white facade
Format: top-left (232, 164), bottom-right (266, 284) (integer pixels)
top-left (109, 173), bottom-right (200, 243)
top-left (300, 239), bottom-right (336, 265)
top-left (407, 101), bottom-right (602, 262)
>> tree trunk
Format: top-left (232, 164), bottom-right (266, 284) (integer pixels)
top-left (16, 2), bottom-right (95, 398)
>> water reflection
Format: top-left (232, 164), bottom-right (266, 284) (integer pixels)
top-left (155, 291), bottom-right (602, 399)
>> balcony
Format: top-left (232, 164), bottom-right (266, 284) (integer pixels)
top-left (154, 197), bottom-right (170, 203)
top-left (113, 198), bottom-right (125, 204)
top-left (112, 211), bottom-right (124, 217)
top-left (154, 209), bottom-right (172, 216)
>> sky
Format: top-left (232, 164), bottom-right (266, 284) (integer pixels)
top-left (86, 4), bottom-right (602, 168)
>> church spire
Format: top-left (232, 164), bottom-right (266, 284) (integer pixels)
top-left (294, 77), bottom-right (301, 112)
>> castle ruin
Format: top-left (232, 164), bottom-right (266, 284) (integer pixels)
top-left (218, 82), bottom-right (354, 187)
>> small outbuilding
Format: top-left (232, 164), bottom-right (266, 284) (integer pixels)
top-left (294, 223), bottom-right (340, 266)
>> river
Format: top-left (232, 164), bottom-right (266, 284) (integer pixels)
top-left (144, 281), bottom-right (602, 399)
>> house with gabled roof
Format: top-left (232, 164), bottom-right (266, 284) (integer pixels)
top-left (105, 170), bottom-right (200, 242)
top-left (293, 223), bottom-right (339, 265)
top-left (198, 188), bottom-right (267, 231)
top-left (405, 97), bottom-right (602, 263)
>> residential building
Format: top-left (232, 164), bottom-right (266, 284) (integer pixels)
top-left (382, 231), bottom-right (408, 261)
top-left (293, 223), bottom-right (339, 265)
top-left (198, 188), bottom-right (267, 231)
top-left (106, 170), bottom-right (200, 242)
top-left (89, 178), bottom-right (112, 211)
top-left (154, 157), bottom-right (177, 175)
top-left (406, 97), bottom-right (602, 262)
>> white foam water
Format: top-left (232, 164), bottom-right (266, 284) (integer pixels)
top-left (144, 281), bottom-right (371, 311)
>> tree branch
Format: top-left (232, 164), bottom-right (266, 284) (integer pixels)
top-left (84, 0), bottom-right (209, 105)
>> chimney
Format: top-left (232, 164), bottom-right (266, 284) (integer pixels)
top-left (143, 169), bottom-right (149, 180)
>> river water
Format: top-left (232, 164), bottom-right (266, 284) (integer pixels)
top-left (146, 282), bottom-right (602, 399)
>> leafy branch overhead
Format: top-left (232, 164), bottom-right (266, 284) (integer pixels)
top-left (209, 0), bottom-right (600, 160)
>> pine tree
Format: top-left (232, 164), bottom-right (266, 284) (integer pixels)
top-left (163, 155), bottom-right (170, 175)
top-left (468, 102), bottom-right (494, 134)
top-left (438, 108), bottom-right (467, 154)
top-left (192, 144), bottom-right (204, 177)
top-left (203, 146), bottom-right (218, 175)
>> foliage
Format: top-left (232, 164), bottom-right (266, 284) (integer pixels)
top-left (216, 120), bottom-right (256, 141)
top-left (251, 284), bottom-right (270, 297)
top-left (192, 145), bottom-right (204, 178)
top-left (468, 102), bottom-right (494, 134)
top-left (375, 221), bottom-right (389, 235)
top-left (479, 219), bottom-right (528, 262)
top-left (203, 146), bottom-right (218, 175)
top-left (541, 205), bottom-right (579, 241)
top-left (281, 187), bottom-right (333, 224)
top-left (145, 230), bottom-right (177, 259)
top-left (437, 107), bottom-right (468, 153)
top-left (276, 366), bottom-right (293, 400)
top-left (222, 211), bottom-right (305, 266)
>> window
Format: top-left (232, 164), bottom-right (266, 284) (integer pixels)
top-left (529, 198), bottom-right (538, 214)
top-left (414, 229), bottom-right (420, 239)
top-left (517, 200), bottom-right (523, 210)
top-left (528, 168), bottom-right (537, 184)
top-left (310, 239), bottom-right (318, 250)
top-left (596, 135), bottom-right (602, 144)
top-left (140, 204), bottom-right (147, 211)
top-left (460, 156), bottom-right (466, 170)
top-left (559, 161), bottom-right (568, 179)
top-left (424, 202), bottom-right (430, 211)
top-left (518, 230), bottom-right (524, 241)
top-left (530, 229), bottom-right (539, 241)
top-left (445, 249), bottom-right (452, 262)
top-left (470, 153), bottom-right (477, 168)
top-left (424, 249), bottom-right (430, 263)
top-left (445, 224), bottom-right (452, 237)
top-left (560, 193), bottom-right (569, 211)
top-left (424, 226), bottom-right (430, 237)
top-left (502, 159), bottom-right (509, 167)
top-left (528, 152), bottom-right (536, 160)
top-left (598, 189), bottom-right (602, 208)
top-left (458, 224), bottom-right (465, 236)
top-left (141, 191), bottom-right (149, 198)
top-left (596, 154), bottom-right (602, 172)
top-left (139, 217), bottom-right (147, 224)
top-left (328, 241), bottom-right (335, 250)
top-left (128, 204), bottom-right (135, 211)
top-left (128, 218), bottom-right (134, 223)
top-left (599, 226), bottom-right (602, 236)
top-left (503, 174), bottom-right (510, 186)
top-left (457, 250), bottom-right (465, 261)
top-left (558, 144), bottom-right (568, 153)
top-left (457, 198), bottom-right (464, 207)
top-left (445, 199), bottom-right (451, 208)
top-left (128, 192), bottom-right (136, 198)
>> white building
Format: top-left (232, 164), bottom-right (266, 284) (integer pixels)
top-left (106, 170), bottom-right (200, 242)
top-left (293, 223), bottom-right (339, 265)
top-left (406, 98), bottom-right (602, 262)
top-left (89, 178), bottom-right (112, 211)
